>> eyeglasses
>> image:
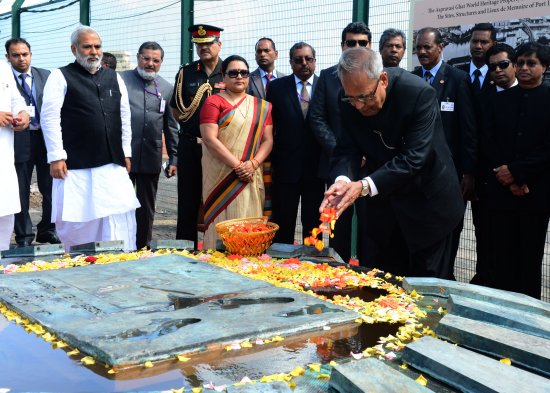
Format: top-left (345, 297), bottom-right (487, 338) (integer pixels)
top-left (341, 78), bottom-right (380, 104)
top-left (344, 39), bottom-right (369, 47)
top-left (225, 69), bottom-right (250, 78)
top-left (139, 54), bottom-right (162, 64)
top-left (292, 57), bottom-right (316, 64)
top-left (488, 60), bottom-right (511, 71)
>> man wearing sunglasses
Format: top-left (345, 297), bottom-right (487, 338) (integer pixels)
top-left (170, 24), bottom-right (224, 248)
top-left (321, 47), bottom-right (463, 279)
top-left (121, 42), bottom-right (179, 250)
top-left (309, 21), bottom-right (371, 263)
top-left (266, 42), bottom-right (323, 245)
top-left (412, 27), bottom-right (477, 277)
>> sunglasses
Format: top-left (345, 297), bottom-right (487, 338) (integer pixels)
top-left (344, 39), bottom-right (369, 47)
top-left (488, 60), bottom-right (511, 71)
top-left (292, 57), bottom-right (316, 64)
top-left (225, 69), bottom-right (250, 78)
top-left (341, 78), bottom-right (381, 104)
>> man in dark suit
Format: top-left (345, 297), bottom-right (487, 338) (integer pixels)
top-left (5, 38), bottom-right (59, 247)
top-left (455, 23), bottom-right (496, 95)
top-left (480, 42), bottom-right (550, 299)
top-left (248, 38), bottom-right (285, 99)
top-left (321, 47), bottom-right (464, 278)
top-left (309, 21), bottom-right (372, 263)
top-left (379, 28), bottom-right (406, 68)
top-left (121, 42), bottom-right (179, 250)
top-left (412, 28), bottom-right (477, 276)
top-left (266, 42), bottom-right (324, 244)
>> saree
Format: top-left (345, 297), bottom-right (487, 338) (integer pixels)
top-left (201, 94), bottom-right (271, 249)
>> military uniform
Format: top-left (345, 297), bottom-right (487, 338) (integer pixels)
top-left (170, 24), bottom-right (224, 246)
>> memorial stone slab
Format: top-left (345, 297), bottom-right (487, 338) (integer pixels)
top-left (403, 336), bottom-right (550, 393)
top-left (436, 313), bottom-right (550, 377)
top-left (447, 294), bottom-right (550, 340)
top-left (226, 381), bottom-right (292, 392)
top-left (266, 243), bottom-right (304, 259)
top-left (1, 243), bottom-right (64, 259)
top-left (403, 277), bottom-right (550, 317)
top-left (329, 358), bottom-right (434, 393)
top-left (149, 239), bottom-right (194, 251)
top-left (70, 240), bottom-right (125, 253)
top-left (0, 254), bottom-right (360, 366)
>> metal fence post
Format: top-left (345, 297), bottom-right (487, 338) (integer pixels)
top-left (11, 0), bottom-right (25, 38)
top-left (181, 0), bottom-right (194, 65)
top-left (80, 0), bottom-right (90, 26)
top-left (353, 0), bottom-right (370, 25)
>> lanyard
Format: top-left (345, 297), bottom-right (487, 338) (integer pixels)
top-left (143, 78), bottom-right (160, 98)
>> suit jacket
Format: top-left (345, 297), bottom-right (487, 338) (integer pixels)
top-left (331, 67), bottom-right (464, 252)
top-left (455, 61), bottom-right (492, 94)
top-left (309, 65), bottom-right (343, 180)
top-left (248, 68), bottom-right (286, 99)
top-left (120, 69), bottom-right (179, 173)
top-left (266, 74), bottom-right (321, 183)
top-left (412, 62), bottom-right (477, 176)
top-left (480, 83), bottom-right (550, 212)
top-left (13, 66), bottom-right (50, 163)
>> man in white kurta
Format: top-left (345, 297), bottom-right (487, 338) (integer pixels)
top-left (40, 26), bottom-right (140, 252)
top-left (0, 61), bottom-right (30, 251)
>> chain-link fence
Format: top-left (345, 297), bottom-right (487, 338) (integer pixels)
top-left (1, 0), bottom-right (548, 300)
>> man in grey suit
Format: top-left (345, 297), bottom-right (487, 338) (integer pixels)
top-left (248, 38), bottom-right (285, 99)
top-left (120, 41), bottom-right (179, 249)
top-left (5, 38), bottom-right (58, 247)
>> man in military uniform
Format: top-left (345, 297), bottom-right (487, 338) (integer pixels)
top-left (170, 24), bottom-right (224, 248)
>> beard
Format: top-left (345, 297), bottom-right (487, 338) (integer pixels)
top-left (137, 67), bottom-right (157, 81)
top-left (75, 51), bottom-right (102, 72)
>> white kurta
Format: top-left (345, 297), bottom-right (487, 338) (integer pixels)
top-left (0, 61), bottom-right (26, 251)
top-left (40, 66), bottom-right (140, 251)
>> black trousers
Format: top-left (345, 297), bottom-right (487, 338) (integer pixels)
top-left (130, 172), bottom-right (160, 250)
top-left (487, 210), bottom-right (549, 299)
top-left (176, 137), bottom-right (203, 247)
top-left (14, 129), bottom-right (55, 244)
top-left (272, 176), bottom-right (325, 245)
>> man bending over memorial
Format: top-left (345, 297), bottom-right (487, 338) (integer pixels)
top-left (321, 47), bottom-right (463, 278)
top-left (41, 26), bottom-right (140, 251)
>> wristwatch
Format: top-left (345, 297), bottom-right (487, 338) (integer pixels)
top-left (360, 178), bottom-right (370, 197)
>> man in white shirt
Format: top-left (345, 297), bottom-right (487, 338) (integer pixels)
top-left (0, 61), bottom-right (30, 251)
top-left (41, 26), bottom-right (140, 251)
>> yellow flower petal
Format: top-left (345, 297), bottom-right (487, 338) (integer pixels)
top-left (290, 366), bottom-right (305, 377)
top-left (287, 381), bottom-right (296, 388)
top-left (416, 374), bottom-right (428, 386)
top-left (191, 388), bottom-right (202, 393)
top-left (400, 362), bottom-right (408, 370)
top-left (308, 363), bottom-right (321, 373)
top-left (177, 355), bottom-right (191, 362)
top-left (271, 335), bottom-right (284, 342)
top-left (66, 348), bottom-right (80, 356)
top-left (317, 374), bottom-right (330, 379)
top-left (107, 369), bottom-right (117, 374)
top-left (329, 360), bottom-right (338, 367)
top-left (171, 388), bottom-right (184, 393)
top-left (81, 356), bottom-right (95, 365)
top-left (240, 341), bottom-right (253, 348)
top-left (144, 361), bottom-right (154, 368)
top-left (500, 358), bottom-right (511, 365)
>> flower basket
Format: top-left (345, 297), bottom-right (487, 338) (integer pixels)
top-left (215, 217), bottom-right (279, 256)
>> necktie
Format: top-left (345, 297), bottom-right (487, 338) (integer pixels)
top-left (472, 69), bottom-right (482, 94)
top-left (265, 73), bottom-right (272, 92)
top-left (300, 80), bottom-right (310, 118)
top-left (424, 71), bottom-right (433, 85)
top-left (19, 73), bottom-right (39, 127)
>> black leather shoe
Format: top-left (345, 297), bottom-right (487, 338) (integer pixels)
top-left (35, 232), bottom-right (61, 244)
top-left (16, 240), bottom-right (33, 248)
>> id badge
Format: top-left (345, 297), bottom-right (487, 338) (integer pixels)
top-left (27, 105), bottom-right (36, 117)
top-left (441, 101), bottom-right (455, 112)
top-left (160, 99), bottom-right (166, 113)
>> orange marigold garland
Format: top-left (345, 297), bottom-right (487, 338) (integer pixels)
top-left (304, 207), bottom-right (337, 251)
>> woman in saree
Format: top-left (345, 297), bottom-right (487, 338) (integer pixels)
top-left (200, 55), bottom-right (273, 250)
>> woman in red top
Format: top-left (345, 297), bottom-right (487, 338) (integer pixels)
top-left (200, 55), bottom-right (273, 249)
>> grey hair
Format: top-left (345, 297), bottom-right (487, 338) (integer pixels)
top-left (338, 47), bottom-right (383, 81)
top-left (71, 26), bottom-right (101, 46)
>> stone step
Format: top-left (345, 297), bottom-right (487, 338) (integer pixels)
top-left (227, 381), bottom-right (292, 392)
top-left (447, 294), bottom-right (550, 340)
top-left (329, 357), bottom-right (434, 393)
top-left (69, 240), bottom-right (125, 253)
top-left (403, 277), bottom-right (550, 317)
top-left (436, 313), bottom-right (550, 377)
top-left (149, 239), bottom-right (194, 251)
top-left (403, 336), bottom-right (550, 393)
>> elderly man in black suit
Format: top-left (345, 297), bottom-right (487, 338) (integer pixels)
top-left (321, 47), bottom-right (463, 278)
top-left (266, 42), bottom-right (323, 244)
top-left (480, 42), bottom-right (550, 299)
top-left (412, 27), bottom-right (477, 276)
top-left (309, 21), bottom-right (372, 263)
top-left (5, 38), bottom-right (59, 247)
top-left (248, 38), bottom-right (285, 99)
